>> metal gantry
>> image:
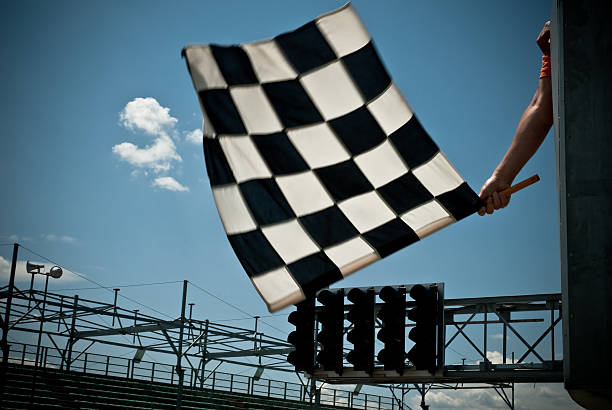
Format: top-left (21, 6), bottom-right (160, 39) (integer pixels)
top-left (312, 291), bottom-right (562, 385)
top-left (0, 244), bottom-right (563, 409)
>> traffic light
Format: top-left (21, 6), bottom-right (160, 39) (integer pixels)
top-left (316, 289), bottom-right (344, 373)
top-left (407, 284), bottom-right (438, 373)
top-left (376, 286), bottom-right (406, 374)
top-left (346, 288), bottom-right (375, 374)
top-left (287, 298), bottom-right (315, 373)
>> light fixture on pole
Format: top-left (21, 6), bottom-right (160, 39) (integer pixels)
top-left (26, 262), bottom-right (63, 368)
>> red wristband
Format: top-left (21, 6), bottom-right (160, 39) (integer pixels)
top-left (540, 55), bottom-right (551, 79)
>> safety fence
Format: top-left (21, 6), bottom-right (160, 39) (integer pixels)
top-left (8, 342), bottom-right (402, 409)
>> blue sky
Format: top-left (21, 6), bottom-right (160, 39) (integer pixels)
top-left (1, 1), bottom-right (579, 408)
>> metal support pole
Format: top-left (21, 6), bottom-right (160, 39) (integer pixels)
top-left (310, 377), bottom-right (316, 404)
top-left (200, 319), bottom-right (209, 389)
top-left (176, 280), bottom-right (188, 410)
top-left (28, 273), bottom-right (35, 309)
top-left (484, 311), bottom-right (488, 362)
top-left (112, 288), bottom-right (119, 326)
top-left (1, 244), bottom-right (18, 366)
top-left (66, 295), bottom-right (79, 371)
top-left (188, 303), bottom-right (195, 340)
top-left (419, 384), bottom-right (429, 410)
top-left (58, 296), bottom-right (64, 332)
top-left (253, 315), bottom-right (261, 368)
top-left (550, 308), bottom-right (555, 361)
top-left (132, 309), bottom-right (139, 343)
top-left (1, 244), bottom-right (18, 393)
top-left (34, 274), bottom-right (50, 368)
top-left (503, 321), bottom-right (507, 364)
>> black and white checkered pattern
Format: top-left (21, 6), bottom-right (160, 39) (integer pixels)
top-left (183, 4), bottom-right (482, 312)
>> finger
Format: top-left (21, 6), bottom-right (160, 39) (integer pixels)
top-left (492, 192), bottom-right (501, 209)
top-left (500, 193), bottom-right (510, 208)
top-left (478, 207), bottom-right (485, 216)
top-left (479, 185), bottom-right (493, 200)
top-left (486, 197), bottom-right (494, 214)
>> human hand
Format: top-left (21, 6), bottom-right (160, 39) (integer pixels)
top-left (478, 175), bottom-right (511, 216)
top-left (537, 21), bottom-right (551, 56)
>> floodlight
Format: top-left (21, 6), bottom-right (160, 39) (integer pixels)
top-left (49, 266), bottom-right (63, 279)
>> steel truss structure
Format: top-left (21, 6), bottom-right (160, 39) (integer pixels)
top-left (1, 245), bottom-right (562, 409)
top-left (314, 291), bottom-right (562, 385)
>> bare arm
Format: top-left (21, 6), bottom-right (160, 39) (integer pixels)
top-left (478, 22), bottom-right (553, 215)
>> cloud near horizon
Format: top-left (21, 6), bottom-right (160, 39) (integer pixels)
top-left (42, 234), bottom-right (76, 244)
top-left (0, 257), bottom-right (85, 283)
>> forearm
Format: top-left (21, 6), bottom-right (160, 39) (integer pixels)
top-left (492, 76), bottom-right (553, 184)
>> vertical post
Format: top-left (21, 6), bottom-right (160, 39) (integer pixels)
top-left (132, 309), bottom-right (139, 343)
top-left (176, 280), bottom-right (188, 410)
top-left (483, 311), bottom-right (488, 363)
top-left (200, 320), bottom-right (208, 389)
top-left (551, 308), bottom-right (555, 361)
top-left (253, 315), bottom-right (262, 370)
top-left (188, 303), bottom-right (195, 340)
top-left (66, 295), bottom-right (79, 371)
top-left (1, 243), bottom-right (18, 367)
top-left (112, 288), bottom-right (119, 326)
top-left (310, 377), bottom-right (315, 403)
top-left (58, 296), bottom-right (64, 331)
top-left (503, 321), bottom-right (507, 364)
top-left (35, 274), bottom-right (50, 368)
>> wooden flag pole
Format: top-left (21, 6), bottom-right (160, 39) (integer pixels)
top-left (500, 174), bottom-right (540, 196)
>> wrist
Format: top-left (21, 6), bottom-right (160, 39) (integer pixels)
top-left (540, 55), bottom-right (551, 78)
top-left (491, 169), bottom-right (514, 186)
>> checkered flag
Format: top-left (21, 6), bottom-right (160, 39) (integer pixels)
top-left (183, 4), bottom-right (482, 312)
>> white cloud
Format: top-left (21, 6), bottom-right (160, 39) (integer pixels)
top-left (113, 134), bottom-right (181, 173)
top-left (119, 97), bottom-right (178, 136)
top-left (480, 350), bottom-right (506, 364)
top-left (42, 234), bottom-right (76, 244)
top-left (113, 97), bottom-right (192, 191)
top-left (0, 234), bottom-right (31, 242)
top-left (406, 383), bottom-right (581, 410)
top-left (152, 177), bottom-right (189, 192)
top-left (405, 351), bottom-right (581, 410)
top-left (185, 128), bottom-right (202, 144)
top-left (0, 257), bottom-right (85, 283)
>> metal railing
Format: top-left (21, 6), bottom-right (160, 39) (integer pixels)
top-left (8, 342), bottom-right (400, 409)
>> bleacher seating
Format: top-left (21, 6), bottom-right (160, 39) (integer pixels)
top-left (2, 363), bottom-right (342, 409)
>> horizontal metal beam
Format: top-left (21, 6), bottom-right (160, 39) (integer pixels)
top-left (76, 319), bottom-right (182, 339)
top-left (313, 362), bottom-right (563, 384)
top-left (206, 347), bottom-right (293, 359)
top-left (444, 293), bottom-right (561, 306)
